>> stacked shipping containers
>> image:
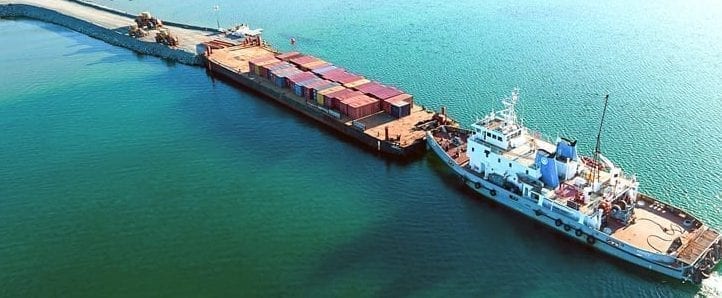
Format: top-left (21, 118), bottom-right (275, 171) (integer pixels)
top-left (337, 91), bottom-right (365, 115)
top-left (316, 85), bottom-right (345, 106)
top-left (346, 95), bottom-right (381, 119)
top-left (247, 52), bottom-right (416, 120)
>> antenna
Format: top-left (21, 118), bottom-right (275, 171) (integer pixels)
top-left (213, 5), bottom-right (220, 30)
top-left (592, 94), bottom-right (610, 184)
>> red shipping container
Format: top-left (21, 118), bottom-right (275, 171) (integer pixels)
top-left (336, 91), bottom-right (365, 115)
top-left (326, 89), bottom-right (357, 110)
top-left (370, 86), bottom-right (402, 100)
top-left (346, 95), bottom-right (380, 119)
top-left (335, 74), bottom-right (364, 84)
top-left (321, 69), bottom-right (348, 80)
top-left (355, 81), bottom-right (385, 94)
top-left (290, 55), bottom-right (319, 66)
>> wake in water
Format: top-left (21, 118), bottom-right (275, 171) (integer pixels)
top-left (697, 271), bottom-right (722, 298)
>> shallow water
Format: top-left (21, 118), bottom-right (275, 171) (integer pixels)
top-left (1, 0), bottom-right (721, 296)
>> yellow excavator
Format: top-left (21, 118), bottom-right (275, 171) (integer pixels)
top-left (128, 24), bottom-right (147, 38)
top-left (155, 28), bottom-right (179, 46)
top-left (135, 12), bottom-right (163, 30)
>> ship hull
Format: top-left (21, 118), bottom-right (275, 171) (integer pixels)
top-left (426, 130), bottom-right (700, 283)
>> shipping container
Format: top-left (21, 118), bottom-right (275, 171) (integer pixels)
top-left (290, 76), bottom-right (319, 95)
top-left (259, 61), bottom-right (284, 78)
top-left (343, 78), bottom-right (371, 89)
top-left (299, 60), bottom-right (330, 71)
top-left (272, 68), bottom-right (302, 88)
top-left (297, 78), bottom-right (324, 98)
top-left (253, 58), bottom-right (281, 76)
top-left (312, 65), bottom-right (340, 75)
top-left (292, 77), bottom-right (320, 97)
top-left (320, 68), bottom-right (348, 80)
top-left (346, 95), bottom-right (381, 119)
top-left (389, 100), bottom-right (412, 118)
top-left (265, 62), bottom-right (293, 79)
top-left (303, 79), bottom-right (332, 100)
top-left (355, 81), bottom-right (385, 94)
top-left (382, 93), bottom-right (414, 114)
top-left (316, 85), bottom-right (346, 106)
top-left (335, 74), bottom-right (364, 84)
top-left (309, 81), bottom-right (338, 102)
top-left (336, 91), bottom-right (365, 114)
top-left (325, 88), bottom-right (357, 110)
top-left (287, 71), bottom-right (317, 88)
top-left (369, 86), bottom-right (402, 100)
top-left (290, 55), bottom-right (319, 66)
top-left (276, 52), bottom-right (301, 61)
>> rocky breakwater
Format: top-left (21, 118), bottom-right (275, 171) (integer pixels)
top-left (0, 3), bottom-right (203, 66)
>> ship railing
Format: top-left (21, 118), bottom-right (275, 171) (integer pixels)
top-left (524, 127), bottom-right (555, 143)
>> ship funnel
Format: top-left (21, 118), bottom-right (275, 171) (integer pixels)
top-left (535, 149), bottom-right (559, 188)
top-left (555, 137), bottom-right (578, 161)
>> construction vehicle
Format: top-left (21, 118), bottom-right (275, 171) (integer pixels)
top-left (128, 24), bottom-right (148, 38)
top-left (155, 28), bottom-right (179, 46)
top-left (135, 12), bottom-right (163, 30)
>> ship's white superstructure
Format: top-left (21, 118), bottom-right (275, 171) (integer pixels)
top-left (427, 89), bottom-right (721, 284)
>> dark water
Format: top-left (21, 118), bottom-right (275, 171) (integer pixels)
top-left (1, 0), bottom-right (721, 297)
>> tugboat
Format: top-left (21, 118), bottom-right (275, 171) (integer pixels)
top-left (427, 89), bottom-right (721, 283)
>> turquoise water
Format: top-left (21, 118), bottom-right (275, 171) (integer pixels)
top-left (1, 0), bottom-right (721, 296)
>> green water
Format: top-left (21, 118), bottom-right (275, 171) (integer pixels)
top-left (1, 0), bottom-right (721, 297)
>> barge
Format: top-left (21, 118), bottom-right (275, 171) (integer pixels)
top-left (203, 41), bottom-right (452, 157)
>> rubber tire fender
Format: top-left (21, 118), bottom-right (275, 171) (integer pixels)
top-left (489, 189), bottom-right (497, 196)
top-left (693, 271), bottom-right (703, 284)
top-left (474, 182), bottom-right (481, 189)
top-left (555, 219), bottom-right (563, 227)
top-left (575, 229), bottom-right (583, 237)
top-left (563, 224), bottom-right (571, 232)
top-left (586, 235), bottom-right (596, 245)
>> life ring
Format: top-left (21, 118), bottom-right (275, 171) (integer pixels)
top-left (555, 219), bottom-right (563, 227)
top-left (563, 224), bottom-right (571, 232)
top-left (489, 189), bottom-right (497, 196)
top-left (586, 235), bottom-right (596, 245)
top-left (474, 182), bottom-right (481, 189)
top-left (534, 209), bottom-right (543, 216)
top-left (575, 229), bottom-right (583, 237)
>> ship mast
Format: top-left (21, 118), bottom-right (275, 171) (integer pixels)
top-left (592, 94), bottom-right (609, 184)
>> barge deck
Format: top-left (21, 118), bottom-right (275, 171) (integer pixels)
top-left (205, 45), bottom-right (440, 156)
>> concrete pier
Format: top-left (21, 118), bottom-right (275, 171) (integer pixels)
top-left (0, 0), bottom-right (226, 66)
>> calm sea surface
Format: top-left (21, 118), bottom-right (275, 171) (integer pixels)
top-left (1, 0), bottom-right (721, 297)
